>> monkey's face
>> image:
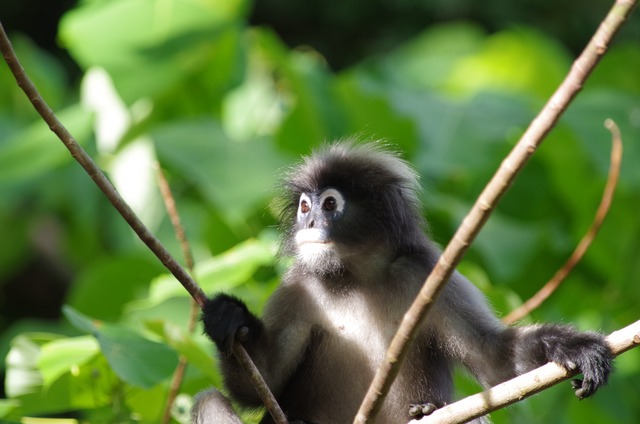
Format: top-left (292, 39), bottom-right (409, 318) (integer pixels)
top-left (294, 188), bottom-right (351, 274)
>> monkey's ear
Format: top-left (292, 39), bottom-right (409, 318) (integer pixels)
top-left (202, 294), bottom-right (263, 355)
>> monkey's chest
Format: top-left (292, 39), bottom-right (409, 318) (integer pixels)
top-left (322, 300), bottom-right (396, 356)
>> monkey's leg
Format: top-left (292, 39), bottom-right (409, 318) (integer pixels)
top-left (192, 388), bottom-right (243, 424)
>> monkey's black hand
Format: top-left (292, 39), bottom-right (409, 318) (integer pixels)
top-left (201, 294), bottom-right (263, 356)
top-left (538, 327), bottom-right (614, 399)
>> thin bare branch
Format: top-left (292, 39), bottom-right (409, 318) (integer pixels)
top-left (155, 163), bottom-right (200, 424)
top-left (412, 320), bottom-right (640, 424)
top-left (503, 119), bottom-right (623, 324)
top-left (154, 163), bottom-right (196, 272)
top-left (154, 164), bottom-right (288, 424)
top-left (0, 20), bottom-right (287, 424)
top-left (0, 20), bottom-right (207, 308)
top-left (355, 1), bottom-right (638, 422)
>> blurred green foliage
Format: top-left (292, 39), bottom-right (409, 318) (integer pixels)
top-left (1, 0), bottom-right (639, 423)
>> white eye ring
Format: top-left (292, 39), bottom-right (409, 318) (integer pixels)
top-left (298, 193), bottom-right (312, 221)
top-left (320, 189), bottom-right (345, 214)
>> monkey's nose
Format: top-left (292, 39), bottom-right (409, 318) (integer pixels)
top-left (308, 219), bottom-right (315, 229)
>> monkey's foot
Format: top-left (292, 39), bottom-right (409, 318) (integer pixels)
top-left (409, 402), bottom-right (437, 418)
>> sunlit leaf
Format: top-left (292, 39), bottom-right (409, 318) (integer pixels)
top-left (59, 0), bottom-right (248, 103)
top-left (38, 336), bottom-right (99, 387)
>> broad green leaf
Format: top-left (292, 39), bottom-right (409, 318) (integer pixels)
top-left (67, 254), bottom-right (164, 321)
top-left (59, 0), bottom-right (248, 103)
top-left (588, 43), bottom-right (640, 95)
top-left (0, 35), bottom-right (67, 121)
top-left (0, 105), bottom-right (93, 187)
top-left (67, 255), bottom-right (164, 320)
top-left (275, 49), bottom-right (345, 153)
top-left (333, 73), bottom-right (419, 155)
top-left (0, 399), bottom-right (20, 417)
top-left (152, 120), bottom-right (289, 220)
top-left (445, 27), bottom-right (570, 99)
top-left (97, 325), bottom-right (178, 389)
top-left (143, 238), bottom-right (275, 305)
top-left (360, 23), bottom-right (486, 91)
top-left (63, 306), bottom-right (178, 389)
top-left (148, 321), bottom-right (220, 384)
top-left (38, 336), bottom-right (100, 387)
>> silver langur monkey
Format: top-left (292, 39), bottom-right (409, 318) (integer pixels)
top-left (193, 142), bottom-right (613, 424)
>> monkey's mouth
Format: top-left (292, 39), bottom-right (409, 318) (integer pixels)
top-left (295, 229), bottom-right (333, 246)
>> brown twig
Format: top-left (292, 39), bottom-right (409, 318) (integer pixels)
top-left (154, 164), bottom-right (288, 424)
top-left (155, 164), bottom-right (200, 424)
top-left (355, 1), bottom-right (637, 422)
top-left (0, 19), bottom-right (287, 424)
top-left (413, 319), bottom-right (640, 423)
top-left (0, 21), bottom-right (207, 309)
top-left (503, 119), bottom-right (623, 324)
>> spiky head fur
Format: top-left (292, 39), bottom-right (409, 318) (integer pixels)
top-left (276, 141), bottom-right (428, 263)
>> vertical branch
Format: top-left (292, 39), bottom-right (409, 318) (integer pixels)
top-left (155, 164), bottom-right (201, 424)
top-left (503, 119), bottom-right (622, 324)
top-left (154, 164), bottom-right (289, 424)
top-left (355, 1), bottom-right (637, 422)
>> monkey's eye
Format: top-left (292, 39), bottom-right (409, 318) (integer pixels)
top-left (300, 200), bottom-right (310, 214)
top-left (323, 197), bottom-right (337, 211)
top-left (319, 189), bottom-right (345, 214)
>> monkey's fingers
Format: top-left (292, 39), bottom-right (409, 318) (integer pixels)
top-left (408, 403), bottom-right (437, 417)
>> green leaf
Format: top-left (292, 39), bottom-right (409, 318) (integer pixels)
top-left (152, 120), bottom-right (288, 221)
top-left (38, 336), bottom-right (100, 387)
top-left (362, 22), bottom-right (486, 91)
top-left (0, 35), bottom-right (67, 123)
top-left (445, 27), bottom-right (570, 99)
top-left (97, 325), bottom-right (178, 389)
top-left (67, 254), bottom-right (164, 321)
top-left (275, 50), bottom-right (345, 153)
top-left (63, 306), bottom-right (178, 389)
top-left (149, 321), bottom-right (220, 384)
top-left (143, 238), bottom-right (275, 306)
top-left (0, 105), bottom-right (93, 187)
top-left (59, 0), bottom-right (249, 103)
top-left (333, 73), bottom-right (419, 155)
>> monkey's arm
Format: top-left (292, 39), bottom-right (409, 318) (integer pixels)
top-left (434, 272), bottom-right (613, 399)
top-left (202, 292), bottom-right (312, 406)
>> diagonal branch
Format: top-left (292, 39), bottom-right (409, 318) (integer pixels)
top-left (154, 164), bottom-right (288, 424)
top-left (412, 319), bottom-right (640, 423)
top-left (0, 19), bottom-right (288, 424)
top-left (503, 119), bottom-right (623, 324)
top-left (0, 21), bottom-right (207, 308)
top-left (355, 1), bottom-right (638, 422)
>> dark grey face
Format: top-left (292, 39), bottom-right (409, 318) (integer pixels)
top-left (294, 188), bottom-right (346, 272)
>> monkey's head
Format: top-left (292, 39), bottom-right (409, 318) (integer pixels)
top-left (277, 142), bottom-right (427, 275)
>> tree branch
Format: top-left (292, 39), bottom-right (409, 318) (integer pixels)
top-left (503, 119), bottom-right (622, 324)
top-left (0, 20), bottom-right (207, 308)
top-left (411, 320), bottom-right (640, 423)
top-left (0, 19), bottom-right (288, 424)
top-left (355, 1), bottom-right (638, 422)
top-left (155, 164), bottom-right (200, 424)
top-left (154, 164), bottom-right (289, 424)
